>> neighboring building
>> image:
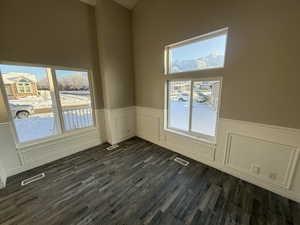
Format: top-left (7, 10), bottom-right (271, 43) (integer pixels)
top-left (2, 72), bottom-right (38, 99)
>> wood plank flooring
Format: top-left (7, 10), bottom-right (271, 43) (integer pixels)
top-left (0, 137), bottom-right (299, 225)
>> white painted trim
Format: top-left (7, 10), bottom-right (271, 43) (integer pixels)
top-left (164, 28), bottom-right (228, 75)
top-left (95, 109), bottom-right (107, 143)
top-left (2, 104), bottom-right (300, 203)
top-left (104, 106), bottom-right (136, 145)
top-left (135, 106), bottom-right (300, 203)
top-left (0, 106), bottom-right (136, 178)
top-left (164, 77), bottom-right (223, 143)
top-left (217, 118), bottom-right (300, 203)
top-left (7, 128), bottom-right (102, 177)
top-left (0, 61), bottom-right (98, 148)
top-left (223, 133), bottom-right (299, 190)
top-left (220, 118), bottom-right (300, 135)
top-left (0, 159), bottom-right (7, 189)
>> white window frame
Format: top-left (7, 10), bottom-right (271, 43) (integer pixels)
top-left (164, 77), bottom-right (222, 143)
top-left (16, 80), bottom-right (33, 94)
top-left (164, 28), bottom-right (228, 75)
top-left (0, 61), bottom-right (97, 148)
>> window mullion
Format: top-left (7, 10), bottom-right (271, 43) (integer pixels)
top-left (47, 68), bottom-right (64, 134)
top-left (188, 80), bottom-right (193, 132)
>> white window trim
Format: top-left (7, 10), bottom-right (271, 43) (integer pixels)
top-left (0, 61), bottom-right (97, 147)
top-left (164, 27), bottom-right (228, 75)
top-left (164, 77), bottom-right (222, 143)
top-left (16, 81), bottom-right (33, 94)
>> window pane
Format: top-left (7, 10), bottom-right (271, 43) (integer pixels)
top-left (168, 80), bottom-right (191, 131)
top-left (169, 33), bottom-right (227, 73)
top-left (191, 80), bottom-right (220, 136)
top-left (0, 64), bottom-right (58, 143)
top-left (55, 70), bottom-right (94, 131)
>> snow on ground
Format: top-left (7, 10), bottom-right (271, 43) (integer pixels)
top-left (169, 101), bottom-right (217, 136)
top-left (14, 100), bottom-right (216, 143)
top-left (14, 111), bottom-right (93, 143)
top-left (60, 91), bottom-right (90, 95)
top-left (10, 94), bottom-right (90, 109)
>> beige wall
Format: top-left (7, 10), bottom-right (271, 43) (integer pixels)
top-left (133, 0), bottom-right (300, 129)
top-left (95, 0), bottom-right (135, 109)
top-left (0, 0), bottom-right (104, 123)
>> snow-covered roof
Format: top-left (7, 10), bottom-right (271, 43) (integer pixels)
top-left (2, 72), bottom-right (37, 84)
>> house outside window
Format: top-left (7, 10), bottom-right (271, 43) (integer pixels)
top-left (0, 63), bottom-right (96, 145)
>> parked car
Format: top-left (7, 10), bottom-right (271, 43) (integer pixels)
top-left (194, 93), bottom-right (208, 103)
top-left (9, 103), bottom-right (34, 119)
top-left (174, 93), bottom-right (189, 102)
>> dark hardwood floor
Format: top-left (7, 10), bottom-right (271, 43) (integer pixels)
top-left (0, 137), bottom-right (299, 225)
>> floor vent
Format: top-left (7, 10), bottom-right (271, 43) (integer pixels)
top-left (21, 173), bottom-right (45, 186)
top-left (106, 145), bottom-right (119, 151)
top-left (174, 157), bottom-right (190, 167)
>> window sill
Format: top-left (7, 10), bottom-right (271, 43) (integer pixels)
top-left (164, 128), bottom-right (216, 146)
top-left (16, 126), bottom-right (98, 151)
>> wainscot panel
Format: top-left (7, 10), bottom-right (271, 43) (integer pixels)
top-left (135, 107), bottom-right (300, 203)
top-left (9, 127), bottom-right (102, 176)
top-left (104, 107), bottom-right (136, 145)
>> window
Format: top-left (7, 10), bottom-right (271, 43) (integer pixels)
top-left (0, 63), bottom-right (95, 144)
top-left (55, 69), bottom-right (94, 131)
top-left (165, 28), bottom-right (228, 74)
top-left (167, 79), bottom-right (221, 141)
top-left (17, 81), bottom-right (33, 94)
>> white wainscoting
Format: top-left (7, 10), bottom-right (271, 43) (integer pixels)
top-left (2, 106), bottom-right (300, 203)
top-left (0, 118), bottom-right (104, 178)
top-left (0, 160), bottom-right (6, 189)
top-left (136, 106), bottom-right (217, 167)
top-left (8, 127), bottom-right (102, 177)
top-left (95, 109), bottom-right (107, 143)
top-left (104, 107), bottom-right (136, 145)
top-left (135, 106), bottom-right (300, 203)
top-left (217, 119), bottom-right (300, 203)
top-left (0, 122), bottom-right (22, 179)
top-left (0, 107), bottom-right (136, 181)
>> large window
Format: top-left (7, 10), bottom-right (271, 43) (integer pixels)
top-left (167, 79), bottom-right (221, 141)
top-left (0, 63), bottom-right (95, 145)
top-left (165, 28), bottom-right (228, 74)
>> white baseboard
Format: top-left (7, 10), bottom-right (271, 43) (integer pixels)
top-left (135, 106), bottom-right (300, 203)
top-left (7, 128), bottom-right (103, 177)
top-left (2, 105), bottom-right (300, 203)
top-left (0, 107), bottom-right (136, 179)
top-left (0, 119), bottom-right (104, 178)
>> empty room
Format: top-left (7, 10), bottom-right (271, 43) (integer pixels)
top-left (0, 0), bottom-right (300, 224)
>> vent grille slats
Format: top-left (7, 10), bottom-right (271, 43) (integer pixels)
top-left (174, 157), bottom-right (190, 166)
top-left (106, 145), bottom-right (119, 151)
top-left (21, 173), bottom-right (45, 186)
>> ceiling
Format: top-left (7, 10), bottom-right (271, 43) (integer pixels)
top-left (112, 0), bottom-right (140, 9)
top-left (80, 0), bottom-right (140, 9)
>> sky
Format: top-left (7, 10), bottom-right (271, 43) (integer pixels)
top-left (0, 65), bottom-right (88, 80)
top-left (0, 34), bottom-right (226, 79)
top-left (171, 34), bottom-right (227, 62)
